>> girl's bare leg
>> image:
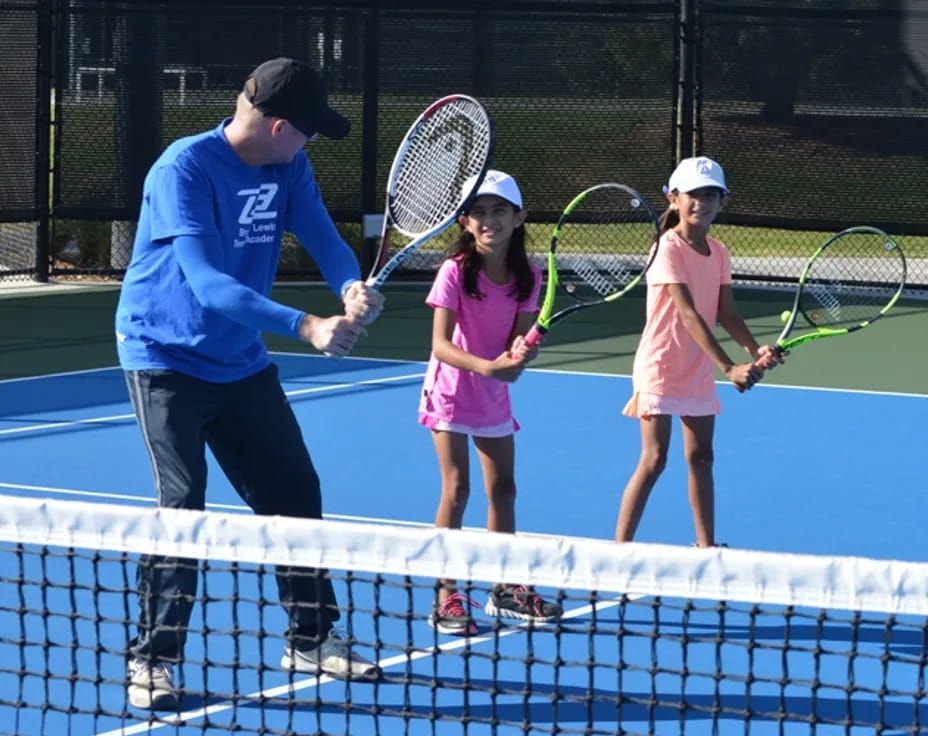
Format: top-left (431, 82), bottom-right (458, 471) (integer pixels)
top-left (680, 415), bottom-right (716, 547)
top-left (615, 415), bottom-right (672, 542)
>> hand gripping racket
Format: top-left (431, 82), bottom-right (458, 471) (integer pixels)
top-left (762, 225), bottom-right (906, 361)
top-left (523, 183), bottom-right (660, 348)
top-left (366, 94), bottom-right (495, 292)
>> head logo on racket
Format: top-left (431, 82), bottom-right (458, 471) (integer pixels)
top-left (366, 95), bottom-right (495, 295)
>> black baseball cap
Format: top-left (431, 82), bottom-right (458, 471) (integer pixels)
top-left (243, 58), bottom-right (350, 140)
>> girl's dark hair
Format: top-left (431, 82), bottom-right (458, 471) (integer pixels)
top-left (656, 206), bottom-right (680, 242)
top-left (447, 211), bottom-right (534, 302)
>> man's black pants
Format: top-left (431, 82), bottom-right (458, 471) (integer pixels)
top-left (124, 363), bottom-right (338, 662)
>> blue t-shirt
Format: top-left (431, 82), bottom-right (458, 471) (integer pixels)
top-left (115, 119), bottom-right (360, 382)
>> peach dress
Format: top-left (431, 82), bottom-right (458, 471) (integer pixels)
top-left (623, 230), bottom-right (732, 418)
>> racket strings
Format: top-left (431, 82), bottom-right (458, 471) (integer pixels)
top-left (555, 187), bottom-right (656, 302)
top-left (391, 100), bottom-right (492, 236)
top-left (800, 231), bottom-right (905, 328)
top-left (559, 253), bottom-right (637, 298)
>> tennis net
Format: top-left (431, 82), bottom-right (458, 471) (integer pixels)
top-left (2, 494), bottom-right (927, 735)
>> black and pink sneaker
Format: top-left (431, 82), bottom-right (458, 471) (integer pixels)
top-left (484, 584), bottom-right (563, 623)
top-left (428, 592), bottom-right (479, 636)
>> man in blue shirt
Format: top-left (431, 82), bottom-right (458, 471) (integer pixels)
top-left (116, 57), bottom-right (385, 710)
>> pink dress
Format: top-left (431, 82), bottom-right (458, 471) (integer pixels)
top-left (623, 230), bottom-right (732, 418)
top-left (419, 258), bottom-right (542, 436)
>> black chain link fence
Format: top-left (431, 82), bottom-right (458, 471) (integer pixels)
top-left (0, 0), bottom-right (42, 279)
top-left (700, 0), bottom-right (928, 286)
top-left (0, 0), bottom-right (925, 288)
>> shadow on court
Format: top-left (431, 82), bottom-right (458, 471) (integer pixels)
top-left (243, 674), bottom-right (925, 730)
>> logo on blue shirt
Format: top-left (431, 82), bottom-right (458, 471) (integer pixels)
top-left (238, 183), bottom-right (278, 224)
top-left (234, 183), bottom-right (279, 247)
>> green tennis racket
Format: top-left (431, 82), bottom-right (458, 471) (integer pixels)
top-left (523, 183), bottom-right (660, 348)
top-left (767, 225), bottom-right (906, 358)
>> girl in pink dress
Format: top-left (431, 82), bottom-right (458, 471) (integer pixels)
top-left (616, 157), bottom-right (782, 548)
top-left (419, 170), bottom-right (562, 635)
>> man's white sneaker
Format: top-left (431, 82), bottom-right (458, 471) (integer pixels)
top-left (280, 629), bottom-right (381, 681)
top-left (127, 658), bottom-right (178, 710)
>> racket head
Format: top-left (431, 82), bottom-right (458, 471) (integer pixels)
top-left (367, 94), bottom-right (494, 285)
top-left (536, 183), bottom-right (660, 330)
top-left (388, 93), bottom-right (495, 237)
top-left (778, 225), bottom-right (906, 349)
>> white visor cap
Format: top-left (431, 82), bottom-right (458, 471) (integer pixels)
top-left (663, 156), bottom-right (729, 195)
top-left (462, 169), bottom-right (523, 209)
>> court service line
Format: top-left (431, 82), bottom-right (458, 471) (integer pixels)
top-left (278, 352), bottom-right (928, 398)
top-left (94, 598), bottom-right (622, 736)
top-left (0, 352), bottom-right (418, 384)
top-left (4, 354), bottom-right (925, 399)
top-left (0, 484), bottom-right (603, 551)
top-left (0, 481), bottom-right (436, 529)
top-left (0, 482), bottom-right (606, 550)
top-left (0, 412), bottom-right (137, 436)
top-left (0, 483), bottom-right (578, 544)
top-left (743, 381), bottom-right (928, 400)
top-left (0, 371), bottom-right (425, 437)
top-left (0, 356), bottom-right (416, 384)
top-left (0, 365), bottom-right (118, 384)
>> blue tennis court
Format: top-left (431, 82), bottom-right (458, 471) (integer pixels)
top-left (1, 354), bottom-right (927, 735)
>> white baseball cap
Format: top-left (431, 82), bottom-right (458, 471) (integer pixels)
top-left (663, 156), bottom-right (729, 195)
top-left (462, 169), bottom-right (523, 209)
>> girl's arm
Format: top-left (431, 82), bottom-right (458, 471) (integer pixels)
top-left (717, 285), bottom-right (782, 369)
top-left (716, 285), bottom-right (761, 358)
top-left (665, 283), bottom-right (761, 390)
top-left (431, 307), bottom-right (527, 383)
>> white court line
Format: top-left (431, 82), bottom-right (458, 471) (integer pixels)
top-left (2, 353), bottom-right (925, 398)
top-left (93, 598), bottom-right (623, 736)
top-left (742, 381), bottom-right (928, 399)
top-left (0, 481), bottom-right (436, 529)
top-left (0, 365), bottom-right (121, 383)
top-left (0, 483), bottom-right (582, 543)
top-left (0, 357), bottom-right (424, 384)
top-left (0, 412), bottom-right (137, 436)
top-left (0, 371), bottom-right (425, 437)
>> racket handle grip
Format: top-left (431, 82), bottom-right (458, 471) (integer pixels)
top-left (523, 324), bottom-right (547, 349)
top-left (736, 345), bottom-right (785, 392)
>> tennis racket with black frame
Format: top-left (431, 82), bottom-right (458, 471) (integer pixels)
top-left (758, 224), bottom-right (906, 364)
top-left (523, 183), bottom-right (661, 348)
top-left (365, 94), bottom-right (495, 294)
